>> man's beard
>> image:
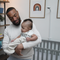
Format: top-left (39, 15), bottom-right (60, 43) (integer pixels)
top-left (13, 17), bottom-right (21, 26)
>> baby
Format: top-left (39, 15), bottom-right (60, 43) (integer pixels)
top-left (4, 19), bottom-right (38, 55)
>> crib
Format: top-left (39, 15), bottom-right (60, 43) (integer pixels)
top-left (33, 40), bottom-right (60, 60)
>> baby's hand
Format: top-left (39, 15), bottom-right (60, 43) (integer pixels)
top-left (26, 37), bottom-right (31, 42)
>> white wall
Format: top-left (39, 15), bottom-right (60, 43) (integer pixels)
top-left (49, 0), bottom-right (60, 41)
top-left (1, 0), bottom-right (60, 41)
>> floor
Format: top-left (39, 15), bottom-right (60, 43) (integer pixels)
top-left (0, 54), bottom-right (9, 60)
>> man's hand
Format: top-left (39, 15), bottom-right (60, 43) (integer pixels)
top-left (15, 44), bottom-right (24, 55)
top-left (19, 50), bottom-right (23, 56)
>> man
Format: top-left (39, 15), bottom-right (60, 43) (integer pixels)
top-left (2, 7), bottom-right (41, 60)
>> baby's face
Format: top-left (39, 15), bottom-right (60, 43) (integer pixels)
top-left (21, 22), bottom-right (31, 32)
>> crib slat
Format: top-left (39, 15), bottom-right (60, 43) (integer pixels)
top-left (37, 49), bottom-right (39, 60)
top-left (33, 48), bottom-right (35, 60)
top-left (41, 49), bottom-right (44, 60)
top-left (43, 41), bottom-right (45, 53)
top-left (54, 42), bottom-right (56, 50)
top-left (58, 43), bottom-right (60, 50)
top-left (51, 51), bottom-right (53, 60)
top-left (43, 41), bottom-right (45, 48)
top-left (50, 42), bottom-right (52, 49)
top-left (40, 42), bottom-right (42, 47)
top-left (47, 41), bottom-right (49, 48)
top-left (54, 42), bottom-right (56, 54)
top-left (46, 50), bottom-right (48, 60)
top-left (55, 52), bottom-right (58, 60)
top-left (50, 42), bottom-right (52, 54)
top-left (40, 42), bottom-right (42, 52)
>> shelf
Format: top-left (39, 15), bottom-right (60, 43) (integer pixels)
top-left (0, 24), bottom-right (10, 27)
top-left (0, 13), bottom-right (5, 15)
top-left (0, 34), bottom-right (3, 40)
top-left (0, 1), bottom-right (9, 52)
top-left (0, 1), bottom-right (9, 3)
top-left (0, 37), bottom-right (3, 40)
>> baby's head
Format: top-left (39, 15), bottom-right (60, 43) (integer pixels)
top-left (21, 19), bottom-right (33, 32)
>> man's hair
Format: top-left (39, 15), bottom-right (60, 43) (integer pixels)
top-left (6, 7), bottom-right (16, 14)
top-left (23, 19), bottom-right (33, 29)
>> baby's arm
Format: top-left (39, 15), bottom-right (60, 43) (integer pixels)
top-left (26, 34), bottom-right (38, 41)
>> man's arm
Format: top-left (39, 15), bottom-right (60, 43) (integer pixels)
top-left (2, 29), bottom-right (9, 49)
top-left (2, 28), bottom-right (11, 54)
top-left (3, 29), bottom-right (23, 55)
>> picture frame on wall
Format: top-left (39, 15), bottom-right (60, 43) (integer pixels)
top-left (29, 0), bottom-right (46, 18)
top-left (57, 0), bottom-right (60, 19)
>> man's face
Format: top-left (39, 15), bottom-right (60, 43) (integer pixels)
top-left (7, 9), bottom-right (21, 26)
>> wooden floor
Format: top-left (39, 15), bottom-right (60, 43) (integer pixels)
top-left (0, 54), bottom-right (9, 60)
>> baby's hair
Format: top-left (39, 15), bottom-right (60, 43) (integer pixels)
top-left (23, 19), bottom-right (33, 29)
